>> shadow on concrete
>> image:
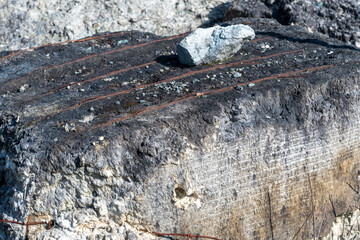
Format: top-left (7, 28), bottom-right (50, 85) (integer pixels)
top-left (154, 55), bottom-right (188, 69)
top-left (199, 2), bottom-right (232, 28)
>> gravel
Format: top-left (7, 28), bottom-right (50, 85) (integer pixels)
top-left (224, 0), bottom-right (360, 48)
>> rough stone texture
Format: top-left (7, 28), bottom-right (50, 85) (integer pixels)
top-left (177, 24), bottom-right (255, 66)
top-left (0, 18), bottom-right (360, 239)
top-left (224, 0), bottom-right (360, 48)
top-left (325, 209), bottom-right (360, 239)
top-left (0, 0), bottom-right (230, 52)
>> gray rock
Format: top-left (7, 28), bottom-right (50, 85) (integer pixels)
top-left (232, 72), bottom-right (242, 78)
top-left (177, 24), bottom-right (255, 66)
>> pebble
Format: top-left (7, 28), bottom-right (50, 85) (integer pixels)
top-left (117, 39), bottom-right (129, 45)
top-left (64, 123), bottom-right (76, 132)
top-left (235, 85), bottom-right (244, 91)
top-left (19, 86), bottom-right (26, 92)
top-left (103, 77), bottom-right (113, 82)
top-left (232, 72), bottom-right (242, 78)
top-left (260, 43), bottom-right (271, 52)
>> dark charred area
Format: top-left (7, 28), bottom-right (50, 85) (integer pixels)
top-left (0, 19), bottom-right (359, 171)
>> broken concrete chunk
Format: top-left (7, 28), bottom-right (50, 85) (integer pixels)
top-left (177, 24), bottom-right (255, 66)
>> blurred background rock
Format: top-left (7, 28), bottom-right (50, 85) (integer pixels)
top-left (1, 0), bottom-right (359, 52)
top-left (0, 0), bottom-right (230, 51)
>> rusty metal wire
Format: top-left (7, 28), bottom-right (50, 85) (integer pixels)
top-left (27, 37), bottom-right (272, 103)
top-left (51, 49), bottom-right (302, 117)
top-left (1, 31), bottom-right (189, 95)
top-left (0, 32), bottom-right (126, 61)
top-left (93, 64), bottom-right (333, 129)
top-left (152, 231), bottom-right (222, 239)
top-left (0, 220), bottom-right (222, 239)
top-left (0, 219), bottom-right (54, 239)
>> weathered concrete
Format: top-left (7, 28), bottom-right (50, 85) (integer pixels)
top-left (0, 18), bottom-right (359, 239)
top-left (177, 24), bottom-right (255, 66)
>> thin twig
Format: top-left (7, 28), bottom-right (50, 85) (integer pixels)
top-left (308, 174), bottom-right (316, 240)
top-left (152, 232), bottom-right (222, 240)
top-left (329, 194), bottom-right (337, 217)
top-left (292, 209), bottom-right (314, 240)
top-left (346, 182), bottom-right (359, 194)
top-left (292, 174), bottom-right (318, 240)
top-left (317, 203), bottom-right (327, 239)
top-left (268, 190), bottom-right (274, 240)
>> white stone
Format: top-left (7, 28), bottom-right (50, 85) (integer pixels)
top-left (177, 24), bottom-right (255, 66)
top-left (93, 197), bottom-right (109, 217)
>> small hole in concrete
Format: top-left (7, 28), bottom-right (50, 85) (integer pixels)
top-left (175, 187), bottom-right (187, 199)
